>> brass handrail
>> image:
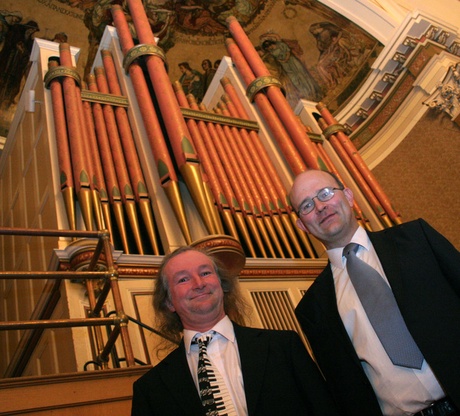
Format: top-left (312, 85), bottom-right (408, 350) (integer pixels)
top-left (0, 227), bottom-right (135, 376)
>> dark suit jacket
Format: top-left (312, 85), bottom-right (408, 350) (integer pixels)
top-left (131, 323), bottom-right (340, 416)
top-left (295, 219), bottom-right (460, 416)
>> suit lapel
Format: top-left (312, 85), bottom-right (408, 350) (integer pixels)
top-left (368, 230), bottom-right (404, 295)
top-left (159, 342), bottom-right (205, 416)
top-left (233, 324), bottom-right (268, 416)
top-left (313, 266), bottom-right (365, 368)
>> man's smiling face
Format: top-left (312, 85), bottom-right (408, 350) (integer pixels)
top-left (290, 170), bottom-right (358, 249)
top-left (165, 250), bottom-right (225, 332)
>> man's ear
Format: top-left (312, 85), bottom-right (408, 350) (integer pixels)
top-left (343, 187), bottom-right (354, 207)
top-left (296, 218), bottom-right (310, 234)
top-left (166, 299), bottom-right (175, 312)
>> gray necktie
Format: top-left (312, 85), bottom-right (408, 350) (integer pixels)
top-left (343, 243), bottom-right (424, 369)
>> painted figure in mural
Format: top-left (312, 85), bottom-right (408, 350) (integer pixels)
top-left (309, 22), bottom-right (343, 89)
top-left (0, 16), bottom-right (39, 108)
top-left (208, 0), bottom-right (259, 26)
top-left (260, 34), bottom-right (323, 103)
top-left (178, 61), bottom-right (205, 102)
top-left (309, 22), bottom-right (362, 89)
top-left (201, 58), bottom-right (217, 91)
top-left (175, 1), bottom-right (227, 35)
top-left (256, 44), bottom-right (299, 108)
top-left (82, 0), bottom-right (113, 77)
top-left (143, 2), bottom-right (176, 52)
top-left (0, 10), bottom-right (23, 51)
top-left (174, 0), bottom-right (262, 35)
top-left (131, 246), bottom-right (341, 416)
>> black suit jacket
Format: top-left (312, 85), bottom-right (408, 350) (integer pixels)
top-left (295, 219), bottom-right (460, 416)
top-left (131, 323), bottom-right (340, 416)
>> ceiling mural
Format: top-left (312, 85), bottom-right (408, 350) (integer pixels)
top-left (0, 0), bottom-right (382, 142)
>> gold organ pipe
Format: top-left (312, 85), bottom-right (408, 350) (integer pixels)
top-left (101, 50), bottom-right (160, 254)
top-left (86, 74), bottom-right (131, 253)
top-left (94, 66), bottom-right (144, 254)
top-left (212, 105), bottom-right (278, 258)
top-left (111, 4), bottom-right (192, 244)
top-left (220, 79), bottom-right (316, 258)
top-left (186, 95), bottom-right (257, 257)
top-left (199, 102), bottom-right (268, 258)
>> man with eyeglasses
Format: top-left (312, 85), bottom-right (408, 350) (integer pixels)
top-left (289, 169), bottom-right (460, 416)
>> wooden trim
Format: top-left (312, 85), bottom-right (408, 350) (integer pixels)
top-left (0, 367), bottom-right (151, 415)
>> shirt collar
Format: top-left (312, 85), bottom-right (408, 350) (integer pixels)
top-left (184, 315), bottom-right (235, 353)
top-left (327, 226), bottom-right (371, 269)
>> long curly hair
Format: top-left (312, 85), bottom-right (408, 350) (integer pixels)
top-left (152, 246), bottom-right (251, 348)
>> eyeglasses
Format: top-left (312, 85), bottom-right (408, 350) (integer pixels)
top-left (297, 187), bottom-right (344, 216)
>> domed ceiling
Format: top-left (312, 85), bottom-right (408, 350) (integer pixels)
top-left (0, 0), bottom-right (381, 142)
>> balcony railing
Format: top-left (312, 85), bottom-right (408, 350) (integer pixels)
top-left (0, 227), bottom-right (135, 377)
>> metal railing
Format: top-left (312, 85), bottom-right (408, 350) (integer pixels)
top-left (0, 227), bottom-right (135, 377)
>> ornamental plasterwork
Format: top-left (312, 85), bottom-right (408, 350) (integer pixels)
top-left (424, 61), bottom-right (460, 120)
top-left (343, 14), bottom-right (460, 145)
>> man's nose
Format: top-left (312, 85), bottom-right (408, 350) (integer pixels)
top-left (191, 274), bottom-right (206, 288)
top-left (314, 197), bottom-right (328, 212)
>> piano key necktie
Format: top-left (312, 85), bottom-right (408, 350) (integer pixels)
top-left (343, 243), bottom-right (424, 369)
top-left (194, 333), bottom-right (236, 416)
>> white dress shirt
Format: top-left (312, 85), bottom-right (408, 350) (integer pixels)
top-left (184, 315), bottom-right (248, 416)
top-left (327, 226), bottom-right (445, 416)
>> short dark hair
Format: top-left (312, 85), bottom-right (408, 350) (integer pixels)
top-left (178, 62), bottom-right (192, 71)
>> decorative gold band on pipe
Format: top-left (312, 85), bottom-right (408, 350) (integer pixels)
top-left (81, 89), bottom-right (129, 107)
top-left (309, 133), bottom-right (324, 144)
top-left (181, 107), bottom-right (259, 131)
top-left (322, 123), bottom-right (346, 139)
top-left (246, 76), bottom-right (285, 102)
top-left (44, 65), bottom-right (82, 88)
top-left (123, 43), bottom-right (167, 73)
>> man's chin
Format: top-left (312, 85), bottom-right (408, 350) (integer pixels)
top-left (318, 222), bottom-right (344, 240)
top-left (318, 212), bottom-right (338, 226)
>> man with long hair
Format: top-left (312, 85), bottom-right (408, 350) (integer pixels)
top-left (131, 246), bottom-right (339, 416)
